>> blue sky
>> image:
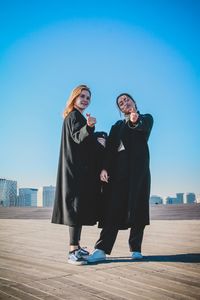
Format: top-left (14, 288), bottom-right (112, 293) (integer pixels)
top-left (0, 0), bottom-right (200, 199)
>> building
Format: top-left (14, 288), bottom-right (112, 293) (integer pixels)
top-left (18, 188), bottom-right (38, 207)
top-left (166, 193), bottom-right (185, 205)
top-left (0, 178), bottom-right (17, 206)
top-left (43, 185), bottom-right (55, 207)
top-left (196, 194), bottom-right (200, 204)
top-left (176, 193), bottom-right (184, 204)
top-left (37, 187), bottom-right (43, 207)
top-left (150, 195), bottom-right (163, 205)
top-left (186, 193), bottom-right (196, 204)
top-left (165, 196), bottom-right (177, 204)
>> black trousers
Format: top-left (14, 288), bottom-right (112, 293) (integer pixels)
top-left (95, 225), bottom-right (145, 255)
top-left (69, 226), bottom-right (82, 245)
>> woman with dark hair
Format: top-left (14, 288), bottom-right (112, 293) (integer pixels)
top-left (52, 84), bottom-right (107, 265)
top-left (87, 93), bottom-right (153, 262)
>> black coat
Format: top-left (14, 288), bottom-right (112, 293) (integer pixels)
top-left (51, 108), bottom-right (106, 226)
top-left (99, 114), bottom-right (153, 229)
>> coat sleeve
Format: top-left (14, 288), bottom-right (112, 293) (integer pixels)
top-left (127, 113), bottom-right (153, 140)
top-left (68, 111), bottom-right (95, 144)
top-left (102, 125), bottom-right (117, 174)
top-left (94, 137), bottom-right (107, 173)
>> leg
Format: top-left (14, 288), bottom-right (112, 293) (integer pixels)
top-left (68, 226), bottom-right (87, 265)
top-left (129, 225), bottom-right (145, 252)
top-left (95, 226), bottom-right (119, 255)
top-left (77, 226), bottom-right (82, 243)
top-left (69, 225), bottom-right (82, 251)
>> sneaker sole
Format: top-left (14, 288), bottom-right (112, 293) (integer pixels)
top-left (68, 259), bottom-right (87, 265)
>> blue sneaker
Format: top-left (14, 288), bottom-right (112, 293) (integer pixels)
top-left (68, 250), bottom-right (87, 265)
top-left (87, 249), bottom-right (106, 263)
top-left (131, 252), bottom-right (143, 260)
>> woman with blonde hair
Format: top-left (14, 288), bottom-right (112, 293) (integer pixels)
top-left (52, 84), bottom-right (107, 265)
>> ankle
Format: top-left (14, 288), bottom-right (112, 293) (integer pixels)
top-left (69, 245), bottom-right (79, 252)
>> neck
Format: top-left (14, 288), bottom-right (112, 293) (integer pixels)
top-left (74, 105), bottom-right (83, 114)
top-left (124, 114), bottom-right (130, 122)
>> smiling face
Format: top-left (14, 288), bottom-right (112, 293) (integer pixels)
top-left (117, 94), bottom-right (136, 114)
top-left (74, 89), bottom-right (91, 112)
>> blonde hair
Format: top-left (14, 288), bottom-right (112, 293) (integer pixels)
top-left (63, 84), bottom-right (91, 118)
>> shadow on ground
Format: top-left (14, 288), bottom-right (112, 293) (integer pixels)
top-left (87, 253), bottom-right (200, 265)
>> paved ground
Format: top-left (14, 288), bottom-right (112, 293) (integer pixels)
top-left (0, 206), bottom-right (200, 299)
top-left (0, 204), bottom-right (200, 220)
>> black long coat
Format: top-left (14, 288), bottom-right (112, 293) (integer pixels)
top-left (99, 113), bottom-right (153, 229)
top-left (51, 108), bottom-right (106, 226)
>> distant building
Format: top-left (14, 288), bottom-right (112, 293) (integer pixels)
top-left (176, 193), bottom-right (184, 204)
top-left (196, 194), bottom-right (200, 203)
top-left (18, 188), bottom-right (38, 207)
top-left (43, 185), bottom-right (55, 207)
top-left (166, 193), bottom-right (185, 205)
top-left (166, 196), bottom-right (177, 204)
top-left (150, 195), bottom-right (163, 205)
top-left (186, 193), bottom-right (196, 204)
top-left (37, 187), bottom-right (43, 207)
top-left (0, 178), bottom-right (17, 206)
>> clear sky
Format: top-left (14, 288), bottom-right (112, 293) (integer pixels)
top-left (0, 0), bottom-right (200, 199)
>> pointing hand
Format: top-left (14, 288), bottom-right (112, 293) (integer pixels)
top-left (86, 113), bottom-right (96, 127)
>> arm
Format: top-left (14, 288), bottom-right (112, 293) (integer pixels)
top-left (68, 111), bottom-right (95, 144)
top-left (93, 132), bottom-right (107, 171)
top-left (102, 124), bottom-right (117, 174)
top-left (127, 113), bottom-right (153, 139)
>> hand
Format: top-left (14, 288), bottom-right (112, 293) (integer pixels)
top-left (86, 113), bottom-right (96, 127)
top-left (100, 169), bottom-right (109, 183)
top-left (129, 108), bottom-right (139, 123)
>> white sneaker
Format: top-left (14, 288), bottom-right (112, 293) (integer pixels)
top-left (87, 249), bottom-right (106, 263)
top-left (78, 247), bottom-right (90, 257)
top-left (131, 251), bottom-right (143, 260)
top-left (68, 250), bottom-right (87, 265)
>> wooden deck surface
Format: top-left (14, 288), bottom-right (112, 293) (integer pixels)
top-left (0, 206), bottom-right (200, 299)
top-left (1, 204), bottom-right (200, 220)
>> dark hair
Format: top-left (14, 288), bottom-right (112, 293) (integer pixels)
top-left (116, 93), bottom-right (138, 111)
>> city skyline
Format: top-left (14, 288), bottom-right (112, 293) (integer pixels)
top-left (1, 1), bottom-right (200, 198)
top-left (0, 177), bottom-right (199, 207)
